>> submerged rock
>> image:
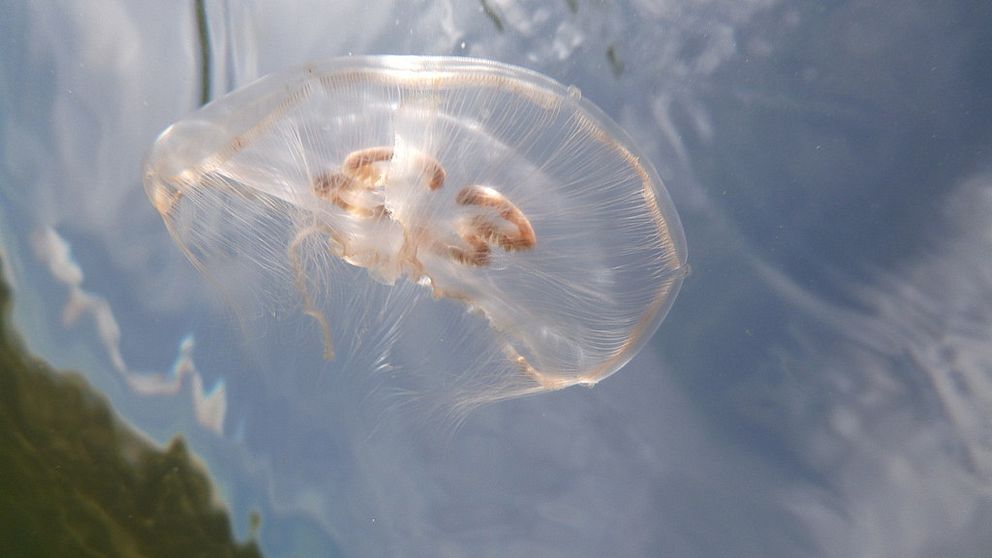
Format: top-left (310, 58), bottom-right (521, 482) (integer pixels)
top-left (0, 265), bottom-right (261, 558)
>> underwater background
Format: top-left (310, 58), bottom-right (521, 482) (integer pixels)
top-left (2, 1), bottom-right (991, 557)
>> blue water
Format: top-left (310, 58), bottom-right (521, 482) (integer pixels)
top-left (1, 1), bottom-right (991, 557)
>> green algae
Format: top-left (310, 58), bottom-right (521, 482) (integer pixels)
top-left (0, 267), bottom-right (261, 558)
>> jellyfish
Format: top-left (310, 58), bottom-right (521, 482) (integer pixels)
top-left (143, 56), bottom-right (687, 417)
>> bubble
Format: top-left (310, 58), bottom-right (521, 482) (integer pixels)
top-left (143, 56), bottom-right (687, 418)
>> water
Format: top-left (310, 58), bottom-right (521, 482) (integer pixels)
top-left (1, 1), bottom-right (990, 557)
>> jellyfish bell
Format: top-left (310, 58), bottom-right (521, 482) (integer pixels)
top-left (143, 55), bottom-right (687, 419)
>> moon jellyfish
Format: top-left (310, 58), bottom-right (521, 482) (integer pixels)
top-left (143, 56), bottom-right (687, 416)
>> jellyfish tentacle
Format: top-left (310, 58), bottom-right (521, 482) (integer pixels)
top-left (502, 345), bottom-right (586, 391)
top-left (288, 225), bottom-right (337, 360)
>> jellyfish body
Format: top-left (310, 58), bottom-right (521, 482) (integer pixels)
top-left (144, 56), bottom-right (687, 414)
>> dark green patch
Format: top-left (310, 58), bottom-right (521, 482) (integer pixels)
top-left (195, 0), bottom-right (212, 106)
top-left (564, 0), bottom-right (578, 14)
top-left (0, 265), bottom-right (261, 557)
top-left (606, 44), bottom-right (625, 78)
top-left (479, 0), bottom-right (505, 33)
top-left (249, 510), bottom-right (261, 540)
